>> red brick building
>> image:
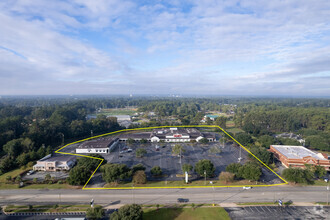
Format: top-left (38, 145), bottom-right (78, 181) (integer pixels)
top-left (270, 145), bottom-right (330, 171)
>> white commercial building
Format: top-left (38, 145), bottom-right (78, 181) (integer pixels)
top-left (76, 138), bottom-right (119, 154)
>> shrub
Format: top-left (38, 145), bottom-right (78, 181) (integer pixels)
top-left (150, 166), bottom-right (162, 176)
top-left (219, 172), bottom-right (235, 183)
top-left (110, 204), bottom-right (142, 220)
top-left (136, 149), bottom-right (147, 158)
top-left (133, 170), bottom-right (147, 184)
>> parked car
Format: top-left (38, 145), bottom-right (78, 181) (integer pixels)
top-left (127, 148), bottom-right (132, 152)
top-left (324, 178), bottom-right (329, 182)
top-left (243, 186), bottom-right (252, 190)
top-left (26, 170), bottom-right (35, 176)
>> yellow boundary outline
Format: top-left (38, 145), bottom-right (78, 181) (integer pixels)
top-left (55, 125), bottom-right (288, 189)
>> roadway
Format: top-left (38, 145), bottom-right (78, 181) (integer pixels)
top-left (0, 186), bottom-right (329, 206)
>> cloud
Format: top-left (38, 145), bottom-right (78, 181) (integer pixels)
top-left (0, 0), bottom-right (329, 96)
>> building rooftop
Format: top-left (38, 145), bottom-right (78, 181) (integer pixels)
top-left (271, 145), bottom-right (326, 160)
top-left (120, 132), bottom-right (151, 139)
top-left (78, 138), bottom-right (118, 149)
top-left (39, 153), bottom-right (76, 162)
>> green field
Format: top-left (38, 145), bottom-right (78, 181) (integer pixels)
top-left (143, 207), bottom-right (230, 220)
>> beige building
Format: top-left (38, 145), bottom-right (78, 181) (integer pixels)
top-left (33, 154), bottom-right (76, 172)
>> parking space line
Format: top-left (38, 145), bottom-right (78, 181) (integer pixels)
top-left (253, 206), bottom-right (263, 213)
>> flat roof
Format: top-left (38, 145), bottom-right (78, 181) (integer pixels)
top-left (271, 145), bottom-right (326, 160)
top-left (78, 138), bottom-right (118, 149)
top-left (120, 132), bottom-right (151, 139)
top-left (40, 153), bottom-right (76, 162)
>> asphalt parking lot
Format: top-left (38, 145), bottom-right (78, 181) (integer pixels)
top-left (225, 206), bottom-right (330, 220)
top-left (22, 171), bottom-right (69, 181)
top-left (104, 141), bottom-right (252, 181)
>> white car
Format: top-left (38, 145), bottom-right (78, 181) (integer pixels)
top-left (26, 170), bottom-right (35, 176)
top-left (127, 148), bottom-right (133, 152)
top-left (243, 186), bottom-right (252, 190)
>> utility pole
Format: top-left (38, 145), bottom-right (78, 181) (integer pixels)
top-left (204, 170), bottom-right (206, 185)
top-left (179, 148), bottom-right (182, 164)
top-left (327, 182), bottom-right (329, 205)
top-left (91, 130), bottom-right (93, 137)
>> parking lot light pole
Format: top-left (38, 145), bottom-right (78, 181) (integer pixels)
top-left (204, 170), bottom-right (206, 185)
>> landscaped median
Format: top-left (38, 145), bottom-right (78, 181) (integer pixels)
top-left (100, 179), bottom-right (267, 189)
top-left (2, 204), bottom-right (95, 214)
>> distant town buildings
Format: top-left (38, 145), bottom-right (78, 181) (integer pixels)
top-left (274, 133), bottom-right (305, 144)
top-left (120, 127), bottom-right (216, 143)
top-left (203, 115), bottom-right (219, 121)
top-left (76, 138), bottom-right (119, 154)
top-left (269, 145), bottom-right (330, 171)
top-left (33, 154), bottom-right (76, 172)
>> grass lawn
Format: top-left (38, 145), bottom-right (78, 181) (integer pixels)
top-left (4, 204), bottom-right (95, 213)
top-left (102, 179), bottom-right (263, 188)
top-left (225, 120), bottom-right (235, 128)
top-left (0, 167), bottom-right (31, 183)
top-left (0, 183), bottom-right (80, 190)
top-left (299, 179), bottom-right (329, 186)
top-left (225, 128), bottom-right (244, 134)
top-left (143, 207), bottom-right (230, 220)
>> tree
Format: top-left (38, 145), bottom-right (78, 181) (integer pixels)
top-left (313, 165), bottom-right (326, 179)
top-left (132, 163), bottom-right (146, 174)
top-left (110, 204), bottom-right (142, 220)
top-left (258, 135), bottom-right (275, 148)
top-left (101, 163), bottom-right (131, 183)
top-left (225, 163), bottom-right (243, 178)
top-left (140, 139), bottom-right (147, 144)
top-left (199, 138), bottom-right (209, 144)
top-left (150, 166), bottom-right (162, 176)
top-left (45, 173), bottom-right (51, 182)
top-left (235, 133), bottom-right (253, 146)
top-left (238, 163), bottom-right (262, 181)
top-left (6, 175), bottom-right (12, 183)
top-left (67, 166), bottom-right (90, 185)
top-left (15, 175), bottom-right (22, 183)
top-left (249, 147), bottom-right (273, 165)
top-left (0, 156), bottom-right (16, 175)
top-left (194, 159), bottom-right (215, 177)
top-left (206, 117), bottom-right (212, 125)
top-left (172, 144), bottom-right (185, 155)
top-left (182, 163), bottom-right (193, 173)
top-left (3, 139), bottom-right (22, 157)
top-left (215, 116), bottom-right (226, 129)
top-left (282, 167), bottom-right (314, 184)
top-left (127, 138), bottom-right (135, 146)
top-left (305, 135), bottom-right (329, 151)
top-left (136, 148), bottom-right (147, 158)
top-left (219, 172), bottom-right (235, 183)
top-left (77, 154), bottom-right (106, 172)
top-left (86, 206), bottom-right (104, 220)
top-left (133, 170), bottom-right (147, 184)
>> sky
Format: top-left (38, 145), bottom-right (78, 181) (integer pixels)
top-left (1, 0), bottom-right (330, 96)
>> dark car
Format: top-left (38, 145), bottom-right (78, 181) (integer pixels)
top-left (177, 198), bottom-right (189, 203)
